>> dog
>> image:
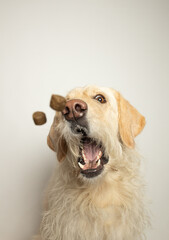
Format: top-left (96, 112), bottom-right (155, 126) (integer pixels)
top-left (33, 85), bottom-right (149, 240)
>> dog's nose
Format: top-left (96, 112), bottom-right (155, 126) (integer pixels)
top-left (62, 99), bottom-right (88, 121)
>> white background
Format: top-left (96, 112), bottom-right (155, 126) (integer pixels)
top-left (0, 0), bottom-right (169, 239)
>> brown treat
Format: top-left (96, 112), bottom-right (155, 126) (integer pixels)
top-left (50, 94), bottom-right (66, 111)
top-left (33, 111), bottom-right (47, 125)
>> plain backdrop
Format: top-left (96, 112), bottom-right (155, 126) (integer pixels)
top-left (0, 0), bottom-right (169, 239)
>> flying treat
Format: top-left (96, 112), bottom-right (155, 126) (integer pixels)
top-left (50, 94), bottom-right (66, 111)
top-left (32, 94), bottom-right (66, 126)
top-left (33, 111), bottom-right (47, 125)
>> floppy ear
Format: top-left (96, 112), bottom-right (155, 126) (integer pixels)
top-left (47, 135), bottom-right (55, 151)
top-left (47, 115), bottom-right (67, 162)
top-left (115, 92), bottom-right (146, 148)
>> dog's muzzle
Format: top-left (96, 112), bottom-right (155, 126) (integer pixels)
top-left (62, 99), bottom-right (109, 178)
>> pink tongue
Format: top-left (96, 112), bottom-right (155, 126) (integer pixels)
top-left (83, 142), bottom-right (101, 162)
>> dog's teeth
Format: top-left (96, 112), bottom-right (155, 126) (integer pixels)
top-left (78, 162), bottom-right (85, 169)
top-left (96, 159), bottom-right (101, 167)
top-left (97, 151), bottom-right (102, 160)
top-left (99, 151), bottom-right (102, 157)
top-left (82, 150), bottom-right (87, 161)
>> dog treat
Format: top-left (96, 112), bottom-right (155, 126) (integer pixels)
top-left (33, 111), bottom-right (47, 125)
top-left (50, 94), bottom-right (66, 111)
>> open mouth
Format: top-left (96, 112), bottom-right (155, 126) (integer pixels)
top-left (78, 137), bottom-right (109, 178)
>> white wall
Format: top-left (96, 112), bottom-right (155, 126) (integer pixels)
top-left (0, 0), bottom-right (169, 239)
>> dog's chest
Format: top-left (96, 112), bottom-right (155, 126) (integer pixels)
top-left (45, 188), bottom-right (123, 240)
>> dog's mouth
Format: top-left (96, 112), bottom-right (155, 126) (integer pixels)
top-left (78, 137), bottom-right (109, 178)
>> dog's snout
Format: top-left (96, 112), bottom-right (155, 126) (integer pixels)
top-left (62, 99), bottom-right (88, 121)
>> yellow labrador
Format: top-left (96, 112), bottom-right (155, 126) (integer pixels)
top-left (33, 86), bottom-right (149, 240)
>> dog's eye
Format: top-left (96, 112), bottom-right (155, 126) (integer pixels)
top-left (94, 94), bottom-right (106, 104)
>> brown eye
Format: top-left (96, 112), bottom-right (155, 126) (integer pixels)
top-left (94, 94), bottom-right (106, 103)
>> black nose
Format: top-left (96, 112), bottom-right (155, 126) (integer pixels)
top-left (62, 99), bottom-right (88, 121)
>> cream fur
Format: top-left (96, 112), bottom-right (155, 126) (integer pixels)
top-left (33, 86), bottom-right (149, 240)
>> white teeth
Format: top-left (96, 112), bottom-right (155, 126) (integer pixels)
top-left (99, 151), bottom-right (102, 157)
top-left (96, 159), bottom-right (101, 167)
top-left (97, 151), bottom-right (102, 160)
top-left (82, 150), bottom-right (87, 161)
top-left (78, 162), bottom-right (85, 169)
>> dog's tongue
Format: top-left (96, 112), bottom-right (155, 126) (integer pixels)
top-left (83, 141), bottom-right (102, 162)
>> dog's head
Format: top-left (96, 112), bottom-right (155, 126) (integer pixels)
top-left (47, 86), bottom-right (145, 180)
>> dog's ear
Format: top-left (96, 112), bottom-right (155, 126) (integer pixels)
top-left (47, 115), bottom-right (67, 162)
top-left (115, 92), bottom-right (146, 148)
top-left (47, 134), bottom-right (55, 151)
top-left (56, 137), bottom-right (67, 162)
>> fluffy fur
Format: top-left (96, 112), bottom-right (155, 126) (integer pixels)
top-left (33, 86), bottom-right (149, 240)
